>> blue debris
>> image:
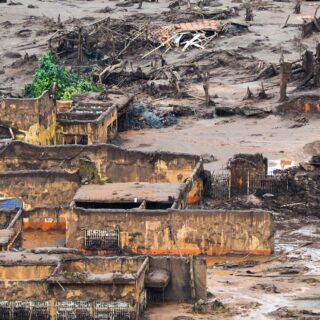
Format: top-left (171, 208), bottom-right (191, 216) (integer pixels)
top-left (0, 198), bottom-right (22, 211)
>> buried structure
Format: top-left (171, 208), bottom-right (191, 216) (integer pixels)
top-left (0, 88), bottom-right (132, 146)
top-left (0, 253), bottom-right (206, 319)
top-left (0, 141), bottom-right (275, 318)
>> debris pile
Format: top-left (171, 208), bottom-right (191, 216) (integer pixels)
top-left (195, 151), bottom-right (320, 218)
top-left (269, 307), bottom-right (320, 319)
top-left (127, 101), bottom-right (177, 129)
top-left (193, 299), bottom-right (227, 314)
top-left (49, 17), bottom-right (154, 65)
top-left (152, 20), bottom-right (248, 52)
top-left (164, 6), bottom-right (238, 23)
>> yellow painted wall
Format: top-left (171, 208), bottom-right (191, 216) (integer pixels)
top-left (58, 106), bottom-right (118, 145)
top-left (1, 90), bottom-right (57, 145)
top-left (0, 265), bottom-right (54, 280)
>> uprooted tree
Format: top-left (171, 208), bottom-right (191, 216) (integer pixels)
top-left (23, 51), bottom-right (102, 100)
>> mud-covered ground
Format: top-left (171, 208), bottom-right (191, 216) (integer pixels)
top-left (119, 115), bottom-right (320, 172)
top-left (144, 212), bottom-right (320, 319)
top-left (1, 0), bottom-right (320, 318)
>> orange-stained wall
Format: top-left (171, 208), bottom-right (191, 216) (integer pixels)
top-left (66, 208), bottom-right (274, 256)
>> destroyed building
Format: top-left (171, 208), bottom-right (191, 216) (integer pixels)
top-left (0, 88), bottom-right (57, 145)
top-left (56, 91), bottom-right (133, 145)
top-left (3, 0), bottom-right (320, 317)
top-left (0, 90), bottom-right (132, 145)
top-left (229, 153), bottom-right (268, 195)
top-left (0, 253), bottom-right (206, 318)
top-left (0, 140), bottom-right (274, 318)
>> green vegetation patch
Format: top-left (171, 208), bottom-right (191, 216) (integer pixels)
top-left (24, 51), bottom-right (102, 100)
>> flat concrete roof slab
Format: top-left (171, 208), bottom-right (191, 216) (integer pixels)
top-left (74, 182), bottom-right (185, 203)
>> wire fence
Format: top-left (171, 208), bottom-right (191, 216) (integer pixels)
top-left (211, 171), bottom-right (289, 200)
top-left (94, 301), bottom-right (132, 320)
top-left (57, 301), bottom-right (91, 320)
top-left (0, 301), bottom-right (49, 320)
top-left (211, 173), bottom-right (231, 201)
top-left (248, 173), bottom-right (289, 195)
top-left (0, 301), bottom-right (135, 320)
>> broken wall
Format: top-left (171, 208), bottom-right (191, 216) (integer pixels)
top-left (177, 160), bottom-right (203, 206)
top-left (66, 208), bottom-right (274, 255)
top-left (57, 106), bottom-right (117, 145)
top-left (0, 171), bottom-right (81, 209)
top-left (2, 209), bottom-right (23, 251)
top-left (0, 281), bottom-right (50, 300)
top-left (94, 107), bottom-right (117, 143)
top-left (0, 257), bottom-right (144, 303)
top-left (51, 257), bottom-right (146, 305)
top-left (0, 142), bottom-right (200, 183)
top-left (0, 280), bottom-right (136, 305)
top-left (51, 283), bottom-right (137, 302)
top-left (0, 257), bottom-right (147, 317)
top-left (0, 265), bottom-right (55, 280)
top-left (0, 90), bottom-right (57, 145)
top-left (62, 256), bottom-right (144, 274)
top-left (230, 153), bottom-right (267, 195)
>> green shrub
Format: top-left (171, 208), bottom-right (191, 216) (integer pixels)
top-left (24, 51), bottom-right (102, 100)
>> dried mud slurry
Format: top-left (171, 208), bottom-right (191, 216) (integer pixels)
top-left (1, 0), bottom-right (320, 319)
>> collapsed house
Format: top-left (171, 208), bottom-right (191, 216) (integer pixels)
top-left (230, 153), bottom-right (268, 195)
top-left (0, 253), bottom-right (206, 318)
top-left (0, 142), bottom-right (274, 255)
top-left (0, 88), bottom-right (57, 145)
top-left (56, 91), bottom-right (133, 145)
top-left (0, 141), bottom-right (275, 318)
top-left (211, 153), bottom-right (290, 202)
top-left (0, 89), bottom-right (132, 145)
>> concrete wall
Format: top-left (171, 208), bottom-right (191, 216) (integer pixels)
top-left (0, 280), bottom-right (136, 303)
top-left (66, 208), bottom-right (274, 255)
top-left (0, 90), bottom-right (57, 145)
top-left (57, 106), bottom-right (118, 145)
top-left (230, 154), bottom-right (267, 195)
top-left (51, 283), bottom-right (137, 302)
top-left (0, 257), bottom-right (145, 304)
top-left (0, 171), bottom-right (81, 209)
top-left (0, 142), bottom-right (200, 183)
top-left (0, 256), bottom-right (205, 304)
top-left (0, 265), bottom-right (54, 280)
top-left (62, 257), bottom-right (144, 274)
top-left (0, 97), bottom-right (39, 131)
top-left (0, 281), bottom-right (49, 300)
top-left (23, 206), bottom-right (67, 231)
